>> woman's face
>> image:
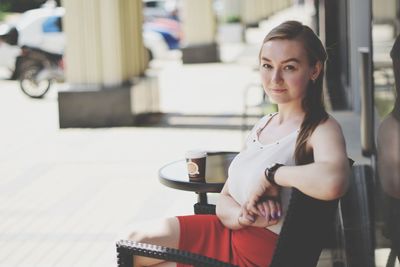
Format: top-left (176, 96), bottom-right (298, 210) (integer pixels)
top-left (259, 39), bottom-right (320, 105)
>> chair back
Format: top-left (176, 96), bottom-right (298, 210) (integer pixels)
top-left (270, 159), bottom-right (357, 267)
top-left (269, 188), bottom-right (338, 267)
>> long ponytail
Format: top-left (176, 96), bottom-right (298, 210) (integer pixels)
top-left (260, 21), bottom-right (328, 164)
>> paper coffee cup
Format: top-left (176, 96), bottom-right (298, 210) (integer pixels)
top-left (185, 150), bottom-right (207, 182)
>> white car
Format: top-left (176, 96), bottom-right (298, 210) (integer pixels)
top-left (16, 6), bottom-right (65, 54)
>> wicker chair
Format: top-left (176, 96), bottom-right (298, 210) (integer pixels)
top-left (116, 162), bottom-right (367, 267)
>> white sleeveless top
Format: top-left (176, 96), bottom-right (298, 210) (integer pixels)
top-left (227, 113), bottom-right (299, 234)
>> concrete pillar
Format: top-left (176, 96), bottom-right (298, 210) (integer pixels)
top-left (261, 0), bottom-right (273, 18)
top-left (63, 0), bottom-right (146, 86)
top-left (272, 0), bottom-right (279, 13)
top-left (281, 0), bottom-right (287, 11)
top-left (125, 0), bottom-right (147, 78)
top-left (372, 0), bottom-right (396, 24)
top-left (62, 0), bottom-right (100, 85)
top-left (59, 0), bottom-right (157, 128)
top-left (255, 0), bottom-right (264, 22)
top-left (180, 0), bottom-right (219, 63)
top-left (241, 0), bottom-right (259, 27)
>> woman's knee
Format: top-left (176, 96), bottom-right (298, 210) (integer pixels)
top-left (127, 217), bottom-right (180, 248)
top-left (127, 228), bottom-right (147, 243)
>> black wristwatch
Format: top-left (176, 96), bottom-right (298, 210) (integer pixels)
top-left (264, 163), bottom-right (284, 185)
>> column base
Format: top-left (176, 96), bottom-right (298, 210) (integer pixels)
top-left (181, 42), bottom-right (220, 64)
top-left (58, 75), bottom-right (159, 128)
top-left (58, 85), bottom-right (134, 128)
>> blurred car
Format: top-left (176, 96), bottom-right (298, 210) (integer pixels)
top-left (0, 5), bottom-right (178, 79)
top-left (142, 0), bottom-right (181, 52)
top-left (16, 6), bottom-right (65, 54)
top-left (143, 0), bottom-right (178, 20)
top-left (142, 30), bottom-right (169, 60)
top-left (143, 17), bottom-right (181, 50)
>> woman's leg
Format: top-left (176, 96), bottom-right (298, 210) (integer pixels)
top-left (127, 217), bottom-right (180, 267)
top-left (151, 262), bottom-right (177, 267)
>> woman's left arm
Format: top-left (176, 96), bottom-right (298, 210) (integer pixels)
top-left (247, 118), bottom-right (351, 214)
top-left (275, 118), bottom-right (350, 200)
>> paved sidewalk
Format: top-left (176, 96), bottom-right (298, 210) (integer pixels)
top-left (0, 80), bottom-right (244, 267)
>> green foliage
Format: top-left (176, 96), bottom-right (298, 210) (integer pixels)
top-left (375, 92), bottom-right (396, 118)
top-left (263, 103), bottom-right (278, 114)
top-left (0, 3), bottom-right (10, 21)
top-left (0, 0), bottom-right (47, 13)
top-left (225, 15), bottom-right (241, 24)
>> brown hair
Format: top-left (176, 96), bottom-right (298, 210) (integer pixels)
top-left (260, 21), bottom-right (329, 164)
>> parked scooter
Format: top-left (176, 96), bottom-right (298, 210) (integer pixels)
top-left (15, 45), bottom-right (64, 98)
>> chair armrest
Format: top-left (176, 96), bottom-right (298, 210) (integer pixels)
top-left (116, 240), bottom-right (238, 267)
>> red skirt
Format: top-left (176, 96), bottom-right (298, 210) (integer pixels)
top-left (177, 214), bottom-right (278, 267)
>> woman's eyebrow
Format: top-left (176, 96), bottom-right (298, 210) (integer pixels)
top-left (261, 57), bottom-right (300, 64)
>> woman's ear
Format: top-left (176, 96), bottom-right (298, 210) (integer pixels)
top-left (310, 61), bottom-right (323, 80)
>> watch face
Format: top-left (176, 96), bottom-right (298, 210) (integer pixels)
top-left (269, 163), bottom-right (278, 170)
top-left (268, 163), bottom-right (284, 177)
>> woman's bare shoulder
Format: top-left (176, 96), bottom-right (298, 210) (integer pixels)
top-left (308, 116), bottom-right (348, 163)
top-left (309, 116), bottom-right (345, 148)
top-left (314, 116), bottom-right (343, 136)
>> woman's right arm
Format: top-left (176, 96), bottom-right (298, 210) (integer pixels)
top-left (216, 182), bottom-right (281, 229)
top-left (216, 183), bottom-right (251, 230)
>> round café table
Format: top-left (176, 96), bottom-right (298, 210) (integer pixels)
top-left (158, 151), bottom-right (238, 205)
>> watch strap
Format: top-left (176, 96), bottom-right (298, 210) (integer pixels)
top-left (265, 163), bottom-right (284, 185)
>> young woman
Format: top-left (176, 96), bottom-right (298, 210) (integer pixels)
top-left (127, 20), bottom-right (350, 267)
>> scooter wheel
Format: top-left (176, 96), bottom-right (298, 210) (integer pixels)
top-left (19, 65), bottom-right (51, 99)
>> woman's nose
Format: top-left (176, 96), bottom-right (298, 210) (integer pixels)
top-left (271, 70), bottom-right (283, 84)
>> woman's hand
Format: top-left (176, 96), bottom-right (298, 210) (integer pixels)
top-left (251, 199), bottom-right (281, 227)
top-left (246, 174), bottom-right (281, 215)
top-left (238, 200), bottom-right (281, 228)
top-left (238, 202), bottom-right (255, 227)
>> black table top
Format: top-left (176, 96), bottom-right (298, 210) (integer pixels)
top-left (158, 151), bottom-right (238, 193)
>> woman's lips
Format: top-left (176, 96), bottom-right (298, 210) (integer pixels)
top-left (271, 88), bottom-right (287, 93)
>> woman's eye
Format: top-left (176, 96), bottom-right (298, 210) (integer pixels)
top-left (262, 64), bottom-right (273, 70)
top-left (283, 65), bottom-right (296, 71)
